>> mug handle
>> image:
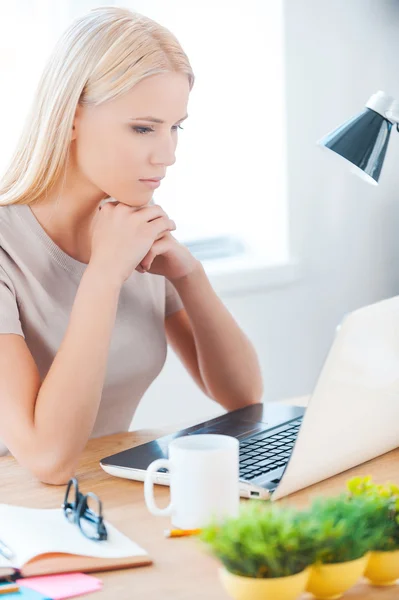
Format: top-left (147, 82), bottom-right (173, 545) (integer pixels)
top-left (144, 458), bottom-right (173, 516)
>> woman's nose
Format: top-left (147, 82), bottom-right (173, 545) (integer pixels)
top-left (150, 135), bottom-right (177, 167)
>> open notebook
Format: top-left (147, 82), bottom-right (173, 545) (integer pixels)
top-left (0, 504), bottom-right (152, 578)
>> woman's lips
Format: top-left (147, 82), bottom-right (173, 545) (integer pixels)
top-left (139, 179), bottom-right (161, 189)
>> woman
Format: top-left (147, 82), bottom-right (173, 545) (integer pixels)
top-left (0, 6), bottom-right (263, 484)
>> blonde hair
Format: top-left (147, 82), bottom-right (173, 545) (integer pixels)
top-left (0, 6), bottom-right (194, 206)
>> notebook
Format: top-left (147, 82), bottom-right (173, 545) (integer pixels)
top-left (0, 504), bottom-right (152, 578)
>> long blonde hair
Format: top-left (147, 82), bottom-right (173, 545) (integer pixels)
top-left (0, 6), bottom-right (195, 206)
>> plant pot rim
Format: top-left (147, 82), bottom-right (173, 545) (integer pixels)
top-left (219, 565), bottom-right (311, 580)
top-left (313, 553), bottom-right (370, 567)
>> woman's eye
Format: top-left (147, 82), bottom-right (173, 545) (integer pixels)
top-left (131, 124), bottom-right (184, 135)
top-left (132, 126), bottom-right (154, 134)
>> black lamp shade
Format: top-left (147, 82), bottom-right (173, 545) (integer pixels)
top-left (318, 108), bottom-right (392, 185)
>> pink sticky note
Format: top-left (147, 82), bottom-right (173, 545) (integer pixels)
top-left (17, 573), bottom-right (103, 599)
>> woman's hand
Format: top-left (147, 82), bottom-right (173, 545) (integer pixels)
top-left (89, 201), bottom-right (176, 285)
top-left (137, 231), bottom-right (201, 282)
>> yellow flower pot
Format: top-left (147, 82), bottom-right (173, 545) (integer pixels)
top-left (306, 554), bottom-right (369, 599)
top-left (218, 565), bottom-right (310, 600)
top-left (364, 549), bottom-right (399, 586)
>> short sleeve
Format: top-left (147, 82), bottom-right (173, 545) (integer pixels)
top-left (0, 266), bottom-right (25, 337)
top-left (165, 278), bottom-right (184, 317)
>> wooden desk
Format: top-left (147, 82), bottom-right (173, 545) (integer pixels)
top-left (1, 408), bottom-right (399, 599)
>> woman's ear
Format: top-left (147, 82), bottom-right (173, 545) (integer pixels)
top-left (71, 103), bottom-right (82, 141)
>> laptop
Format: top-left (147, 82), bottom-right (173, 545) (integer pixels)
top-left (100, 295), bottom-right (399, 500)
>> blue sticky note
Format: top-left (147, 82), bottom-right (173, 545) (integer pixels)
top-left (0, 585), bottom-right (51, 599)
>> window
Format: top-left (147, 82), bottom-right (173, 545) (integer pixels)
top-left (131, 0), bottom-right (289, 268)
top-left (0, 1), bottom-right (289, 270)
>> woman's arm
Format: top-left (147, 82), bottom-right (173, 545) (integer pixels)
top-left (168, 264), bottom-right (264, 410)
top-left (0, 202), bottom-right (179, 484)
top-left (0, 265), bottom-right (122, 484)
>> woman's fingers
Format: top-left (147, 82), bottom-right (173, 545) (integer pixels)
top-left (139, 237), bottom-right (170, 271)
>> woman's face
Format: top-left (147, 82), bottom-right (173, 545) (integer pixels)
top-left (72, 71), bottom-right (190, 207)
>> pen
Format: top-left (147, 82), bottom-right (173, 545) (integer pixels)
top-left (0, 539), bottom-right (14, 561)
top-left (0, 582), bottom-right (19, 595)
top-left (164, 528), bottom-right (202, 538)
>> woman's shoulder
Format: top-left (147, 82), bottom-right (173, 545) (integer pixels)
top-left (0, 203), bottom-right (27, 237)
top-left (0, 202), bottom-right (24, 219)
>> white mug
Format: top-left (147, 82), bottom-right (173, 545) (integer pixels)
top-left (144, 434), bottom-right (240, 529)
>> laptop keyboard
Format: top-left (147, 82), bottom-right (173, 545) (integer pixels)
top-left (239, 417), bottom-right (303, 480)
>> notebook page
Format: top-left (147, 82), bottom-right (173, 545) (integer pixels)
top-left (0, 505), bottom-right (148, 568)
top-left (0, 553), bottom-right (13, 569)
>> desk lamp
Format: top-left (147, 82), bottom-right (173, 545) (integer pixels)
top-left (317, 90), bottom-right (399, 185)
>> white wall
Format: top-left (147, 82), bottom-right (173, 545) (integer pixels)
top-left (131, 0), bottom-right (399, 430)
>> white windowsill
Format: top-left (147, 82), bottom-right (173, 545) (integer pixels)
top-left (202, 256), bottom-right (302, 296)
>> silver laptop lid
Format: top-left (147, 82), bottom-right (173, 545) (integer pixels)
top-left (273, 295), bottom-right (399, 500)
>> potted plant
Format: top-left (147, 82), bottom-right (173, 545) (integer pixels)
top-left (304, 493), bottom-right (384, 599)
top-left (199, 500), bottom-right (315, 600)
top-left (347, 475), bottom-right (399, 586)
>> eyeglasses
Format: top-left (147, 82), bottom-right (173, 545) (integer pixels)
top-left (62, 477), bottom-right (108, 541)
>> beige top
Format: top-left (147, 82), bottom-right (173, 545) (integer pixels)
top-left (0, 203), bottom-right (183, 455)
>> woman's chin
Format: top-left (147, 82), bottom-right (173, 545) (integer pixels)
top-left (108, 198), bottom-right (149, 208)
